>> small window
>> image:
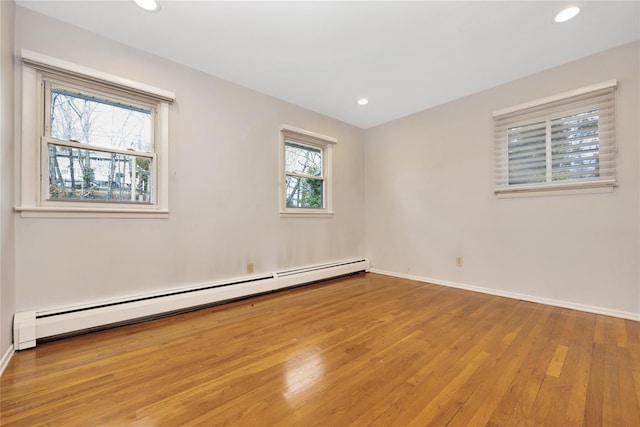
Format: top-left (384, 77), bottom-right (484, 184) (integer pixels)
top-left (285, 142), bottom-right (323, 208)
top-left (18, 50), bottom-right (174, 218)
top-left (280, 126), bottom-right (336, 216)
top-left (494, 81), bottom-right (616, 195)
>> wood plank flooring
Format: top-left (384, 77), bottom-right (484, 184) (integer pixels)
top-left (1, 273), bottom-right (639, 426)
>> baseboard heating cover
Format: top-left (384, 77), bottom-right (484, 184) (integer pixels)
top-left (13, 258), bottom-right (369, 350)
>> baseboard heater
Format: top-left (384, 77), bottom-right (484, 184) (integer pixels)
top-left (13, 258), bottom-right (369, 350)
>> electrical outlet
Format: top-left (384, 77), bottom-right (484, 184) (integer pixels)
top-left (456, 256), bottom-right (463, 267)
top-left (247, 262), bottom-right (254, 273)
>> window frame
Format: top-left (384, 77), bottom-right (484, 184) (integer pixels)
top-left (493, 80), bottom-right (617, 196)
top-left (280, 125), bottom-right (336, 217)
top-left (17, 50), bottom-right (174, 218)
top-left (42, 76), bottom-right (158, 207)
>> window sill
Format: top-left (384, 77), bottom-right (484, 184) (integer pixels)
top-left (16, 206), bottom-right (169, 219)
top-left (495, 183), bottom-right (615, 198)
top-left (280, 210), bottom-right (334, 218)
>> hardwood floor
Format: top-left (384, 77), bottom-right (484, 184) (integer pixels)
top-left (1, 273), bottom-right (639, 426)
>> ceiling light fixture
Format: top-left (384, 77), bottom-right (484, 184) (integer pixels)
top-left (554, 6), bottom-right (580, 23)
top-left (133, 0), bottom-right (160, 12)
top-left (357, 98), bottom-right (369, 106)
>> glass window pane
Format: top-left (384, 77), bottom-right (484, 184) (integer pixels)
top-left (285, 175), bottom-right (323, 208)
top-left (508, 121), bottom-right (547, 185)
top-left (48, 143), bottom-right (152, 203)
top-left (285, 142), bottom-right (322, 176)
top-left (551, 109), bottom-right (600, 180)
top-left (50, 85), bottom-right (152, 153)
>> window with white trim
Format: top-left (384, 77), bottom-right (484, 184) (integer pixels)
top-left (45, 79), bottom-right (155, 203)
top-left (18, 51), bottom-right (174, 217)
top-left (493, 81), bottom-right (616, 195)
top-left (280, 126), bottom-right (335, 216)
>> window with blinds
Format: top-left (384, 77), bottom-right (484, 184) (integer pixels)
top-left (493, 81), bottom-right (616, 194)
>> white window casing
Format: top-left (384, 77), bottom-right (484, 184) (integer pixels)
top-left (17, 50), bottom-right (174, 218)
top-left (493, 80), bottom-right (617, 195)
top-left (280, 125), bottom-right (336, 217)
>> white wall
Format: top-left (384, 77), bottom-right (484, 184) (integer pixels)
top-left (366, 41), bottom-right (640, 318)
top-left (1, 0), bottom-right (16, 361)
top-left (9, 6), bottom-right (639, 325)
top-left (13, 7), bottom-right (365, 312)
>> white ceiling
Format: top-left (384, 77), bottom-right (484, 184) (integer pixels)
top-left (16, 1), bottom-right (640, 129)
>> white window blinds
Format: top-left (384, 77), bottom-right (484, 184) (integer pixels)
top-left (493, 81), bottom-right (617, 194)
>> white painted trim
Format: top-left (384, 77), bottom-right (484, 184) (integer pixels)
top-left (495, 179), bottom-right (616, 196)
top-left (16, 206), bottom-right (169, 219)
top-left (492, 79), bottom-right (617, 117)
top-left (21, 49), bottom-right (175, 102)
top-left (279, 211), bottom-right (334, 218)
top-left (370, 269), bottom-right (640, 321)
top-left (1, 345), bottom-right (15, 377)
top-left (157, 102), bottom-right (170, 211)
top-left (496, 185), bottom-right (614, 198)
top-left (280, 124), bottom-right (337, 144)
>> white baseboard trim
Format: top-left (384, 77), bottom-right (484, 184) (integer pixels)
top-left (370, 269), bottom-right (640, 321)
top-left (1, 345), bottom-right (14, 377)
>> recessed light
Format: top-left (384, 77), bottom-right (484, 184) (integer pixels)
top-left (554, 6), bottom-right (580, 23)
top-left (133, 0), bottom-right (160, 12)
top-left (357, 98), bottom-right (369, 106)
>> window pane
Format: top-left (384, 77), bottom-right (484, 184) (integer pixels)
top-left (551, 109), bottom-right (600, 181)
top-left (285, 175), bottom-right (323, 208)
top-left (48, 143), bottom-right (152, 203)
top-left (285, 142), bottom-right (322, 176)
top-left (508, 122), bottom-right (547, 185)
top-left (50, 86), bottom-right (152, 153)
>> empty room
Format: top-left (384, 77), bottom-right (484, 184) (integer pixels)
top-left (1, 1), bottom-right (639, 425)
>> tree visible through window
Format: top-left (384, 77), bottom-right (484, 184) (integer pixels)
top-left (285, 142), bottom-right (324, 208)
top-left (46, 84), bottom-right (154, 203)
top-left (494, 82), bottom-right (616, 194)
top-left (506, 109), bottom-right (601, 186)
top-left (19, 51), bottom-right (173, 218)
top-left (280, 126), bottom-right (335, 215)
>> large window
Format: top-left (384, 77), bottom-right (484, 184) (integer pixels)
top-left (18, 50), bottom-right (174, 217)
top-left (45, 81), bottom-right (154, 204)
top-left (493, 81), bottom-right (616, 195)
top-left (280, 126), bottom-right (335, 216)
